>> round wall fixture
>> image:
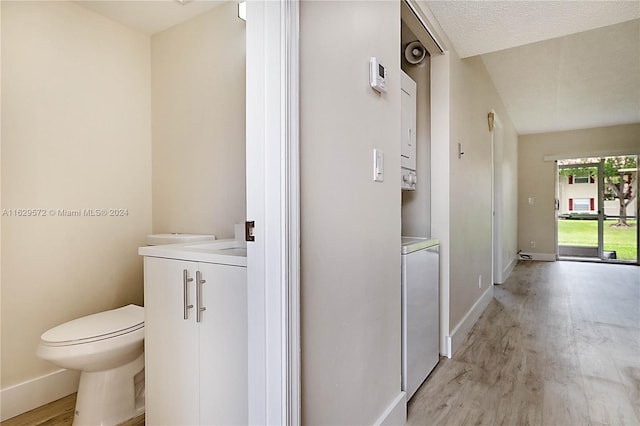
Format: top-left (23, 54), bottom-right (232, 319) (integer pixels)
top-left (404, 41), bottom-right (427, 66)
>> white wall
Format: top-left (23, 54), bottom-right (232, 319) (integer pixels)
top-left (1, 0), bottom-right (151, 391)
top-left (430, 37), bottom-right (519, 354)
top-left (0, 4), bottom-right (3, 394)
top-left (299, 1), bottom-right (402, 423)
top-left (449, 53), bottom-right (518, 337)
top-left (519, 123), bottom-right (640, 256)
top-left (494, 112), bottom-right (519, 282)
top-left (151, 1), bottom-right (246, 239)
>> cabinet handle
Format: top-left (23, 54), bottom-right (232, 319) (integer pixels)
top-left (196, 271), bottom-right (207, 323)
top-left (183, 269), bottom-right (194, 320)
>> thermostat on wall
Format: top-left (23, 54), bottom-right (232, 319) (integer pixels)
top-left (370, 57), bottom-right (387, 93)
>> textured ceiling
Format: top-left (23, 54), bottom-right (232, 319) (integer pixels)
top-left (76, 0), bottom-right (225, 35)
top-left (424, 1), bottom-right (640, 135)
top-left (481, 20), bottom-right (640, 135)
top-left (425, 1), bottom-right (640, 58)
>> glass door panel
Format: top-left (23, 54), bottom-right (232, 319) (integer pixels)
top-left (602, 155), bottom-right (638, 262)
top-left (557, 161), bottom-right (601, 260)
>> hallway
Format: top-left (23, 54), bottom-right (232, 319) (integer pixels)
top-left (408, 261), bottom-right (640, 425)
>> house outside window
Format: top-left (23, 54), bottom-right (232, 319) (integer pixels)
top-left (568, 175), bottom-right (594, 184)
top-left (572, 198), bottom-right (590, 211)
top-left (569, 197), bottom-right (594, 212)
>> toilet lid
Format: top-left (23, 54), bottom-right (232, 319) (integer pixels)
top-left (41, 304), bottom-right (144, 345)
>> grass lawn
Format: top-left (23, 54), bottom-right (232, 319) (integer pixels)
top-left (558, 219), bottom-right (637, 260)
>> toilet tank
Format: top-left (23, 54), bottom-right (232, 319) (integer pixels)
top-left (146, 234), bottom-right (215, 246)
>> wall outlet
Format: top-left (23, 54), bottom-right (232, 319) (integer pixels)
top-left (478, 275), bottom-right (482, 288)
top-left (530, 240), bottom-right (536, 249)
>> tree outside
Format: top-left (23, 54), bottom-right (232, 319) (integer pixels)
top-left (603, 156), bottom-right (637, 227)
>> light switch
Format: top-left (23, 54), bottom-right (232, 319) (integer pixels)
top-left (528, 197), bottom-right (534, 205)
top-left (373, 149), bottom-right (384, 182)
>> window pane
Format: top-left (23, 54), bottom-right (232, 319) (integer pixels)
top-left (573, 198), bottom-right (590, 211)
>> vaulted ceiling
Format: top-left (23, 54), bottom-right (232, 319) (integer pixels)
top-left (425, 1), bottom-right (640, 135)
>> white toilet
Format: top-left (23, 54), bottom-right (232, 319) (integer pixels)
top-left (36, 233), bottom-right (214, 426)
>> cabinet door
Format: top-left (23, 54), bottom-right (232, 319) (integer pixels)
top-left (144, 257), bottom-right (199, 425)
top-left (198, 263), bottom-right (248, 425)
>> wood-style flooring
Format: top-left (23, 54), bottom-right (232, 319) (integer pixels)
top-left (4, 261), bottom-right (638, 425)
top-left (1, 393), bottom-right (144, 426)
top-left (409, 260), bottom-right (640, 425)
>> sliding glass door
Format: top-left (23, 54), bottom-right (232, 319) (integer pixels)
top-left (557, 160), bottom-right (602, 260)
top-left (557, 155), bottom-right (638, 263)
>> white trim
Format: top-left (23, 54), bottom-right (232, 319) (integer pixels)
top-left (520, 252), bottom-right (557, 262)
top-left (374, 392), bottom-right (407, 426)
top-left (246, 1), bottom-right (299, 424)
top-left (543, 148), bottom-right (639, 162)
top-left (447, 285), bottom-right (494, 358)
top-left (0, 369), bottom-right (80, 421)
top-left (430, 52), bottom-right (451, 358)
top-left (502, 255), bottom-right (517, 283)
top-left (520, 252), bottom-right (558, 262)
top-left (246, 1), bottom-right (268, 422)
top-left (491, 109), bottom-right (504, 285)
top-left (282, 0), bottom-right (301, 424)
top-left (402, 0), bottom-right (444, 53)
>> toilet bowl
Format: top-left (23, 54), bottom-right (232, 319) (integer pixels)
top-left (37, 233), bottom-right (215, 426)
top-left (37, 305), bottom-right (145, 426)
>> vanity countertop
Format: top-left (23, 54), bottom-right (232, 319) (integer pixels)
top-left (139, 239), bottom-right (247, 267)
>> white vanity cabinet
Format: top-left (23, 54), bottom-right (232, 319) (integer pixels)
top-left (143, 255), bottom-right (247, 425)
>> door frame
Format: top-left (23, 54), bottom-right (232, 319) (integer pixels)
top-left (246, 1), bottom-right (300, 424)
top-left (490, 110), bottom-right (504, 284)
top-left (547, 150), bottom-right (639, 265)
top-left (557, 160), bottom-right (604, 260)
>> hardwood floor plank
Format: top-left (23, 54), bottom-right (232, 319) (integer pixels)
top-left (0, 395), bottom-right (75, 426)
top-left (583, 375), bottom-right (640, 425)
top-left (443, 379), bottom-right (498, 426)
top-left (408, 260), bottom-right (640, 426)
top-left (542, 380), bottom-right (590, 426)
top-left (0, 393), bottom-right (144, 426)
top-left (407, 359), bottom-right (477, 425)
top-left (614, 358), bottom-right (640, 423)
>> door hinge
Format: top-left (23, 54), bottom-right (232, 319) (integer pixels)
top-left (245, 221), bottom-right (255, 242)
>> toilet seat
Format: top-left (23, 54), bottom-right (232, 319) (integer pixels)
top-left (41, 304), bottom-right (144, 347)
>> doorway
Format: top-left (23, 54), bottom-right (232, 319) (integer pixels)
top-left (557, 156), bottom-right (638, 263)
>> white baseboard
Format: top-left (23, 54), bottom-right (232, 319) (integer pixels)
top-left (446, 285), bottom-right (494, 358)
top-left (374, 392), bottom-right (406, 426)
top-left (501, 256), bottom-right (517, 283)
top-left (1, 369), bottom-right (79, 421)
top-left (519, 252), bottom-right (556, 262)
